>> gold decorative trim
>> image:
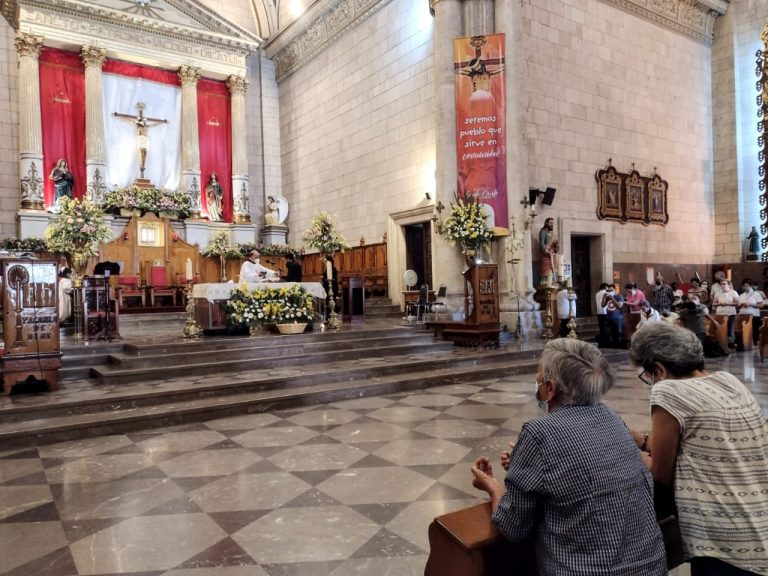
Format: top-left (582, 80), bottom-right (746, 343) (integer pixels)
top-left (14, 31), bottom-right (43, 58)
top-left (178, 64), bottom-right (202, 86)
top-left (80, 45), bottom-right (106, 68)
top-left (226, 75), bottom-right (249, 95)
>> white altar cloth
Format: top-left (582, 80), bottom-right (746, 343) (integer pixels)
top-left (193, 282), bottom-right (327, 302)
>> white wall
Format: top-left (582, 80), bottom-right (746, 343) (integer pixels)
top-left (278, 0), bottom-right (436, 250)
top-left (523, 0), bottom-right (714, 265)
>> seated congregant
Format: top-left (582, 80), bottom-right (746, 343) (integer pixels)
top-left (470, 339), bottom-right (666, 576)
top-left (239, 250), bottom-right (278, 283)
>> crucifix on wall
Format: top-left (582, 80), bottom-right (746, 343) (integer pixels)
top-left (113, 102), bottom-right (167, 181)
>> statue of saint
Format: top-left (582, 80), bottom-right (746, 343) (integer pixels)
top-left (538, 217), bottom-right (559, 286)
top-left (49, 158), bottom-right (73, 210)
top-left (206, 173), bottom-right (223, 221)
top-left (747, 226), bottom-right (760, 254)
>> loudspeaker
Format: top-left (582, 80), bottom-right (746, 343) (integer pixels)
top-left (542, 187), bottom-right (556, 206)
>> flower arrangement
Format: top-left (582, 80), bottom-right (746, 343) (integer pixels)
top-left (103, 186), bottom-right (192, 218)
top-left (225, 283), bottom-right (315, 329)
top-left (44, 197), bottom-right (113, 258)
top-left (103, 186), bottom-right (141, 212)
top-left (443, 196), bottom-right (495, 251)
top-left (0, 236), bottom-right (49, 253)
top-left (201, 231), bottom-right (241, 260)
top-left (303, 211), bottom-right (349, 254)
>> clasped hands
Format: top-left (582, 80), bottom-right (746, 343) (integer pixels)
top-left (471, 442), bottom-right (514, 495)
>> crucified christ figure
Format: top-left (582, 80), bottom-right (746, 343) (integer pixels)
top-left (113, 102), bottom-right (167, 179)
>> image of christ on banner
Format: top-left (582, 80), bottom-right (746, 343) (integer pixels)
top-left (454, 34), bottom-right (507, 230)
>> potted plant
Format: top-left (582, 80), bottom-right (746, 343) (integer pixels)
top-left (442, 196), bottom-right (495, 264)
top-left (224, 284), bottom-right (262, 335)
top-left (44, 197), bottom-right (113, 282)
top-left (225, 283), bottom-right (315, 335)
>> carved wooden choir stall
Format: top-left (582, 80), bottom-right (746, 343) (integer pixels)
top-left (0, 259), bottom-right (61, 394)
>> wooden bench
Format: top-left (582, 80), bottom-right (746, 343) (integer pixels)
top-left (734, 313), bottom-right (754, 351)
top-left (704, 314), bottom-right (729, 354)
top-left (425, 501), bottom-right (683, 575)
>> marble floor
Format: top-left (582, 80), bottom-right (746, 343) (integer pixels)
top-left (1, 346), bottom-right (765, 575)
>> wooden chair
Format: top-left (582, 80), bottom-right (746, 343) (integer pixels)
top-left (147, 265), bottom-right (177, 307)
top-left (115, 274), bottom-right (145, 308)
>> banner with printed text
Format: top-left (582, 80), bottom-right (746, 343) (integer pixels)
top-left (454, 34), bottom-right (507, 230)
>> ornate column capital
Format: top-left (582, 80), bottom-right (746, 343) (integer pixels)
top-left (226, 75), bottom-right (249, 95)
top-left (15, 32), bottom-right (44, 59)
top-left (81, 45), bottom-right (107, 68)
top-left (178, 65), bottom-right (202, 87)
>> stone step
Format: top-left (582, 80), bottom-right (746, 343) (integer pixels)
top-left (0, 346), bottom-right (629, 448)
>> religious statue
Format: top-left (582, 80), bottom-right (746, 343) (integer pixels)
top-left (113, 102), bottom-right (167, 180)
top-left (206, 173), bottom-right (223, 222)
top-left (264, 195), bottom-right (289, 226)
top-left (747, 226), bottom-right (760, 254)
top-left (49, 158), bottom-right (73, 211)
top-left (538, 217), bottom-right (558, 286)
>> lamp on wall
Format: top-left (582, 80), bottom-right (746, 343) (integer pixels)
top-left (431, 200), bottom-right (445, 235)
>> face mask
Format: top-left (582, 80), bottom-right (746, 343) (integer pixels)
top-left (630, 289), bottom-right (636, 295)
top-left (655, 281), bottom-right (661, 286)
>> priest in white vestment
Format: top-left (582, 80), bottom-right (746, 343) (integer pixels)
top-left (239, 250), bottom-right (278, 282)
top-left (58, 268), bottom-right (73, 323)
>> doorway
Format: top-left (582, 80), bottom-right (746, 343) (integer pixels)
top-left (571, 235), bottom-right (592, 316)
top-left (404, 222), bottom-right (432, 289)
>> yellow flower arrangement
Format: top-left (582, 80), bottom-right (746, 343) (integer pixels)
top-left (443, 196), bottom-right (494, 251)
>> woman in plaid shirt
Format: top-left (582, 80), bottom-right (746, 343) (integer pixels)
top-left (471, 339), bottom-right (666, 575)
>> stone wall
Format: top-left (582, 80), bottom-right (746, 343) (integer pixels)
top-left (277, 0), bottom-right (435, 248)
top-left (0, 17), bottom-right (18, 238)
top-left (523, 0), bottom-right (714, 266)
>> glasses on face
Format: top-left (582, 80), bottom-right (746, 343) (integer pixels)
top-left (638, 369), bottom-right (653, 386)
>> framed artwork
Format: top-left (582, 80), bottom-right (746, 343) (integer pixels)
top-left (595, 161), bottom-right (668, 226)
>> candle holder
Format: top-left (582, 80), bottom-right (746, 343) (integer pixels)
top-left (541, 285), bottom-right (556, 340)
top-left (72, 280), bottom-right (84, 340)
top-left (326, 284), bottom-right (342, 331)
top-left (566, 285), bottom-right (578, 339)
top-left (182, 281), bottom-right (202, 339)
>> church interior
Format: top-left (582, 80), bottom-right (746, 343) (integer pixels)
top-left (1, 0), bottom-right (767, 575)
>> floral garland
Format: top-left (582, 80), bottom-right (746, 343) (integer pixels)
top-left (44, 197), bottom-right (113, 257)
top-left (237, 242), bottom-right (302, 259)
top-left (225, 283), bottom-right (315, 328)
top-left (443, 197), bottom-right (495, 251)
top-left (103, 186), bottom-right (192, 218)
top-left (303, 210), bottom-right (349, 254)
top-left (0, 236), bottom-right (49, 253)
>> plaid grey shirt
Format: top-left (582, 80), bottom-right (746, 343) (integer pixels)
top-left (492, 404), bottom-right (666, 576)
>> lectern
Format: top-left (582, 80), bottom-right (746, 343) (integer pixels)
top-left (437, 264), bottom-right (500, 346)
top-left (0, 259), bottom-right (61, 394)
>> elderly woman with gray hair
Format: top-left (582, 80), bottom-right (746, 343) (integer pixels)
top-left (629, 322), bottom-right (768, 576)
top-left (471, 339), bottom-right (666, 576)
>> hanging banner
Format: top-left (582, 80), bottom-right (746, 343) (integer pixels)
top-left (454, 34), bottom-right (507, 231)
top-left (197, 78), bottom-right (232, 222)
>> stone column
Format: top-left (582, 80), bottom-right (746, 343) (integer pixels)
top-left (178, 65), bottom-right (202, 218)
top-left (430, 0), bottom-right (463, 294)
top-left (16, 32), bottom-right (45, 210)
top-left (81, 45), bottom-right (108, 205)
top-left (227, 75), bottom-right (250, 224)
top-left (464, 0), bottom-right (494, 36)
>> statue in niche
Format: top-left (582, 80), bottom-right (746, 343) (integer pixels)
top-left (265, 195), bottom-right (288, 226)
top-left (538, 217), bottom-right (558, 286)
top-left (206, 173), bottom-right (223, 221)
top-left (49, 158), bottom-right (73, 211)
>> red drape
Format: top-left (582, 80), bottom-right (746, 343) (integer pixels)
top-left (197, 78), bottom-right (232, 222)
top-left (102, 59), bottom-right (180, 86)
top-left (40, 48), bottom-right (85, 207)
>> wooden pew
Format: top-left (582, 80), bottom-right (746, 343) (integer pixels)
top-left (759, 317), bottom-right (768, 362)
top-left (426, 501), bottom-right (683, 575)
top-left (424, 502), bottom-right (536, 576)
top-left (704, 314), bottom-right (729, 354)
top-left (735, 313), bottom-right (754, 351)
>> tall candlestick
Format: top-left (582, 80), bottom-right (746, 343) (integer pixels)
top-left (185, 258), bottom-right (193, 281)
top-left (326, 260), bottom-right (332, 280)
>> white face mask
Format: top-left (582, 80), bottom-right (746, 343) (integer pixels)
top-left (630, 289), bottom-right (636, 295)
top-left (534, 381), bottom-right (548, 413)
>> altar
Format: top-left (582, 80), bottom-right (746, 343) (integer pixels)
top-left (193, 282), bottom-right (327, 331)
